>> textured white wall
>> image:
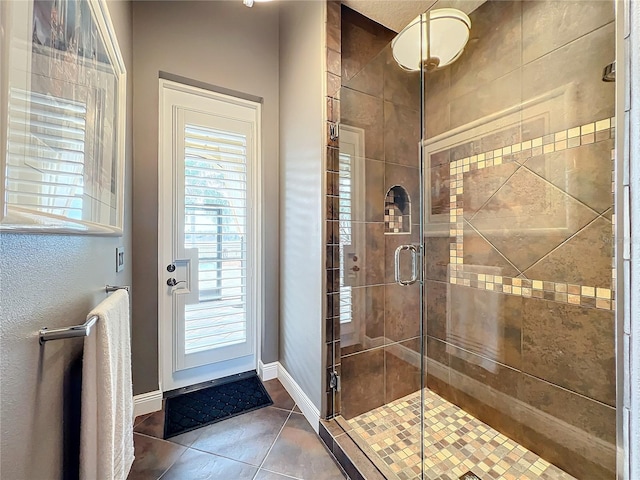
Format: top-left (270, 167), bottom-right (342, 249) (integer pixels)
top-left (278, 1), bottom-right (325, 410)
top-left (0, 1), bottom-right (133, 478)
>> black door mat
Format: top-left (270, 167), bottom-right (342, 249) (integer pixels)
top-left (163, 373), bottom-right (273, 439)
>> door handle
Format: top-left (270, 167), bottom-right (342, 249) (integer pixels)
top-left (394, 245), bottom-right (419, 286)
top-left (167, 278), bottom-right (186, 287)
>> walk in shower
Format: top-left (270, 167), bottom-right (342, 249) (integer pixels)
top-left (325, 1), bottom-right (617, 479)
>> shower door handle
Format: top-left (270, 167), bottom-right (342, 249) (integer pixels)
top-left (395, 245), bottom-right (418, 286)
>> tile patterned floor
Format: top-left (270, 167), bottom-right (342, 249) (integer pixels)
top-left (347, 389), bottom-right (575, 480)
top-left (128, 379), bottom-right (347, 480)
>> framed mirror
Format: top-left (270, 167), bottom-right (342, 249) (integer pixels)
top-left (1, 0), bottom-right (126, 235)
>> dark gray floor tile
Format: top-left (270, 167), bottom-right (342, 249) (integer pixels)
top-left (167, 427), bottom-right (202, 448)
top-left (263, 379), bottom-right (296, 411)
top-left (261, 413), bottom-right (346, 480)
top-left (133, 409), bottom-right (165, 439)
top-left (189, 406), bottom-right (290, 466)
top-left (161, 448), bottom-right (257, 480)
top-left (254, 469), bottom-right (300, 479)
top-left (127, 433), bottom-right (186, 480)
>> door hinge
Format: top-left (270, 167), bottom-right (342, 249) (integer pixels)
top-left (329, 371), bottom-right (341, 391)
top-left (329, 122), bottom-right (339, 141)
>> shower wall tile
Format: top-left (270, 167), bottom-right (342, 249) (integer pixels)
top-left (447, 369), bottom-right (524, 445)
top-left (449, 68), bottom-right (522, 130)
top-left (520, 373), bottom-right (616, 446)
top-left (522, 22), bottom-right (615, 135)
top-left (327, 47), bottom-right (341, 77)
top-left (384, 283), bottom-right (421, 343)
top-left (468, 167), bottom-right (598, 272)
top-left (383, 101), bottom-right (420, 167)
top-left (339, 223), bottom-right (385, 287)
top-left (327, 22), bottom-right (341, 53)
top-left (327, 146), bottom-right (339, 173)
top-left (448, 344), bottom-right (521, 399)
top-left (344, 50), bottom-right (385, 98)
top-left (449, 0), bottom-right (522, 101)
top-left (340, 5), bottom-right (394, 84)
top-left (326, 97), bottom-right (340, 124)
top-left (340, 285), bottom-right (385, 356)
top-left (341, 87), bottom-right (384, 161)
top-left (340, 348), bottom-right (385, 420)
top-left (523, 139), bottom-right (614, 214)
top-left (327, 72), bottom-right (341, 98)
top-left (519, 425), bottom-right (615, 480)
top-left (521, 297), bottom-right (616, 406)
top-left (383, 46), bottom-right (421, 109)
top-left (385, 338), bottom-right (421, 403)
top-left (460, 161), bottom-right (520, 220)
top-left (429, 162), bottom-right (451, 216)
top-left (522, 0), bottom-right (614, 64)
top-left (325, 0), bottom-right (342, 420)
top-left (424, 235), bottom-right (450, 282)
top-left (425, 280), bottom-right (448, 341)
top-left (523, 216), bottom-right (613, 288)
top-left (327, 0), bottom-right (340, 32)
top-left (449, 285), bottom-right (523, 369)
top-left (363, 159), bottom-right (385, 223)
top-left (424, 67), bottom-right (451, 138)
top-left (462, 226), bottom-right (521, 277)
top-left (480, 124), bottom-right (523, 154)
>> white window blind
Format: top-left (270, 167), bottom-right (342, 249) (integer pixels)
top-left (6, 89), bottom-right (86, 219)
top-left (183, 124), bottom-right (248, 355)
top-left (338, 151), bottom-right (353, 325)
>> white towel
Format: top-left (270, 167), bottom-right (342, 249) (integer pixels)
top-left (80, 289), bottom-right (135, 480)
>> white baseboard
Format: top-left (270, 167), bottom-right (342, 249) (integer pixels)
top-left (277, 362), bottom-right (321, 433)
top-left (258, 361), bottom-right (278, 381)
top-left (133, 390), bottom-right (163, 418)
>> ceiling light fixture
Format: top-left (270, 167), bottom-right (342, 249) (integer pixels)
top-left (391, 9), bottom-right (471, 72)
top-left (243, 0), bottom-right (271, 7)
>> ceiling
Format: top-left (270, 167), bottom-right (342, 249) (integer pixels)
top-left (341, 0), bottom-right (485, 32)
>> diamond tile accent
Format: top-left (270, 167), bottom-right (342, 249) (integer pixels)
top-left (448, 117), bottom-right (616, 311)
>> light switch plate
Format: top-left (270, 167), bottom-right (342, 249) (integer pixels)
top-left (116, 246), bottom-right (125, 272)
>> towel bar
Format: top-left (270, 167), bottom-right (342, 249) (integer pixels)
top-left (38, 285), bottom-right (130, 344)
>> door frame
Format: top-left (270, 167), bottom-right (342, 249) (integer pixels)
top-left (157, 78), bottom-right (263, 393)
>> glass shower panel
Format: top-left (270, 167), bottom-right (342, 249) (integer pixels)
top-left (423, 1), bottom-right (616, 479)
top-left (336, 5), bottom-right (424, 479)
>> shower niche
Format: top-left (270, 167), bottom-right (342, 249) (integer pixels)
top-left (384, 185), bottom-right (411, 234)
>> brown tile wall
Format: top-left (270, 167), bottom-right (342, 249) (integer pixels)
top-left (424, 1), bottom-right (617, 479)
top-left (324, 0), bottom-right (342, 419)
top-left (325, 1), bottom-right (617, 479)
top-left (333, 5), bottom-right (423, 421)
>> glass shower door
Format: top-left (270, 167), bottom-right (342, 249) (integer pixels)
top-left (334, 5), bottom-right (426, 479)
top-left (422, 1), bottom-right (617, 479)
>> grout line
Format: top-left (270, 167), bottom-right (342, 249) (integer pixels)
top-left (463, 219), bottom-right (524, 277)
top-left (467, 162), bottom-right (523, 222)
top-left (518, 161), bottom-right (605, 220)
top-left (252, 410), bottom-right (294, 479)
top-left (339, 335), bottom-right (422, 359)
top-left (151, 436), bottom-right (190, 480)
top-left (520, 213), bottom-right (607, 277)
top-left (257, 467), bottom-right (303, 479)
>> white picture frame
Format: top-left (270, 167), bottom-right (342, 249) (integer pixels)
top-left (1, 0), bottom-right (126, 235)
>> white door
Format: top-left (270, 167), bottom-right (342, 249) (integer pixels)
top-left (158, 80), bottom-right (261, 391)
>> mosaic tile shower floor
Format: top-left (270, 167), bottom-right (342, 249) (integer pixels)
top-left (346, 389), bottom-right (575, 480)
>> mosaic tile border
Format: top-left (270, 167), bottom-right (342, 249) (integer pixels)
top-left (448, 117), bottom-right (616, 311)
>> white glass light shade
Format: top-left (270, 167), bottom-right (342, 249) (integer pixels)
top-left (391, 9), bottom-right (471, 72)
